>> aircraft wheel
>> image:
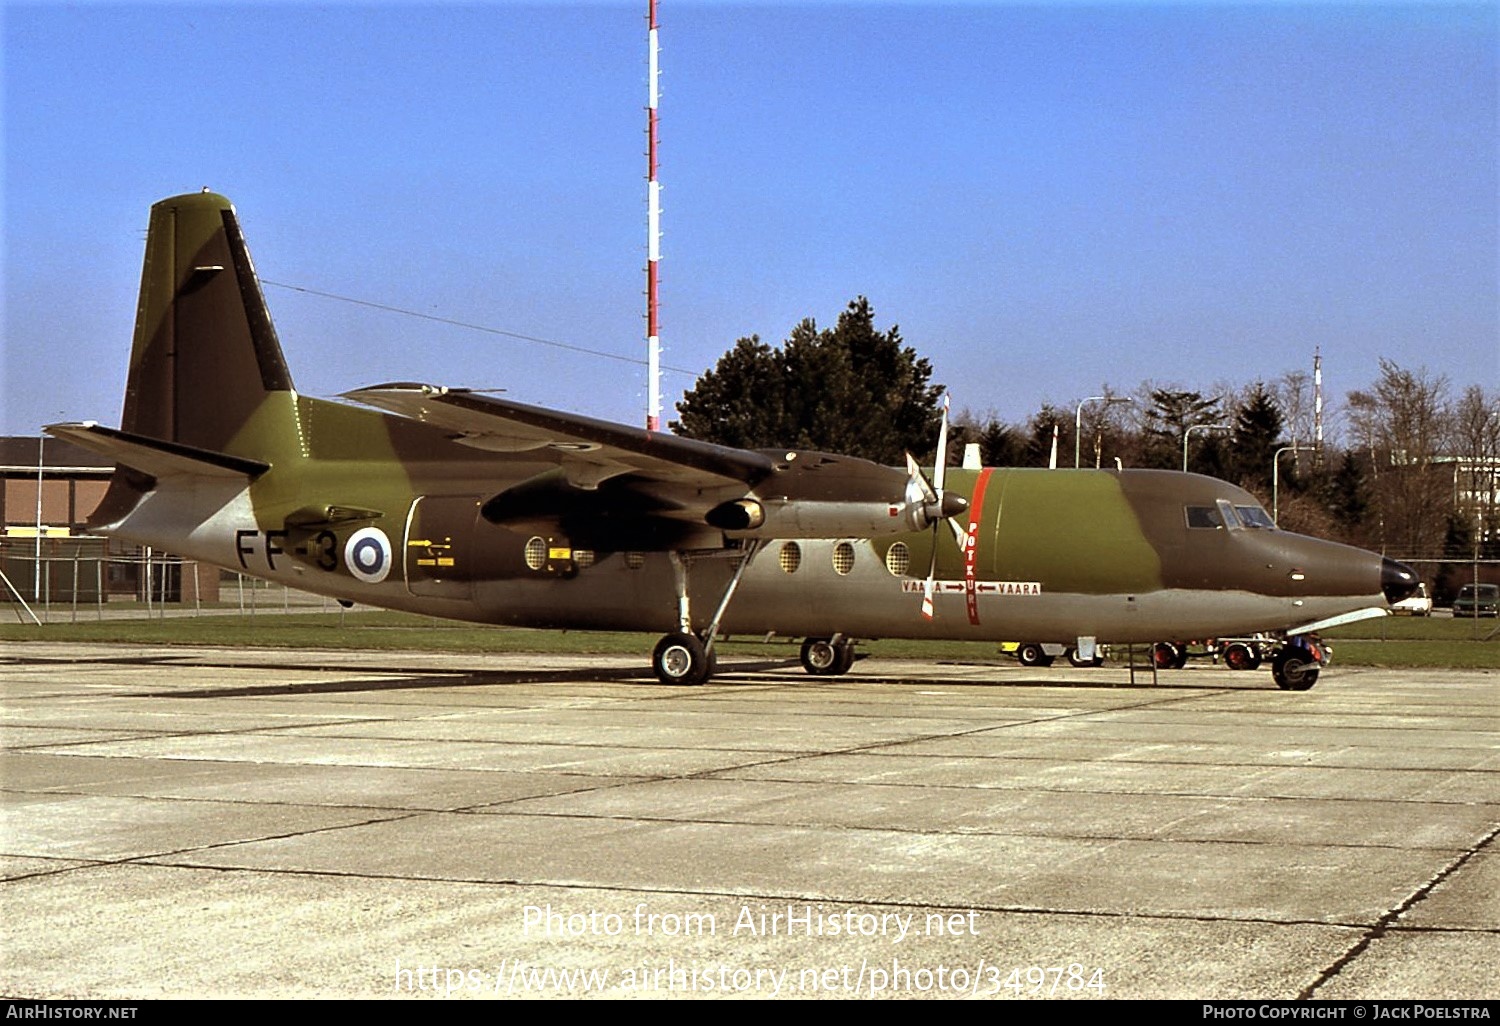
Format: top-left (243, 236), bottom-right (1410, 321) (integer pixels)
top-left (1067, 648), bottom-right (1103, 668)
top-left (1016, 643), bottom-right (1054, 668)
top-left (832, 639), bottom-right (857, 675)
top-left (1272, 649), bottom-right (1319, 691)
top-left (1223, 642), bottom-right (1261, 671)
top-left (800, 637), bottom-right (843, 676)
top-left (653, 633), bottom-right (712, 686)
top-left (1152, 642), bottom-right (1180, 670)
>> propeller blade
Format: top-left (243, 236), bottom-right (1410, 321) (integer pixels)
top-left (920, 542), bottom-right (938, 620)
top-left (905, 451), bottom-right (936, 505)
top-left (933, 394), bottom-right (951, 495)
top-left (920, 393), bottom-right (954, 620)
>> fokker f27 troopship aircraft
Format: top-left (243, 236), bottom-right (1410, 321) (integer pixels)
top-left (48, 193), bottom-right (1419, 689)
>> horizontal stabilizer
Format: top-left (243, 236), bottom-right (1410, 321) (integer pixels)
top-left (45, 422), bottom-right (270, 481)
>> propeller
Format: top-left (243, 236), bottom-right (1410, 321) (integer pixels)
top-left (909, 395), bottom-right (969, 620)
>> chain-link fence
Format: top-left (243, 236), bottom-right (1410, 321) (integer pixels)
top-left (0, 542), bottom-right (343, 624)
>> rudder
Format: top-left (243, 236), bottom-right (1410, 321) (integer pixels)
top-left (121, 191), bottom-right (294, 454)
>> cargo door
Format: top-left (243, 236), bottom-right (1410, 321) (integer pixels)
top-left (404, 495), bottom-right (480, 598)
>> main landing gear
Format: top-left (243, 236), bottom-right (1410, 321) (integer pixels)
top-left (651, 543), bottom-right (759, 687)
top-left (799, 636), bottom-right (856, 676)
top-left (652, 632), bottom-right (717, 686)
top-left (648, 544), bottom-right (861, 685)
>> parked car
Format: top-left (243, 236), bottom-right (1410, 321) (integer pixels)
top-left (1391, 583), bottom-right (1432, 616)
top-left (1453, 583), bottom-right (1500, 618)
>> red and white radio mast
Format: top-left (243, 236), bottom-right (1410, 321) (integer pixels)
top-left (1313, 346), bottom-right (1324, 468)
top-left (645, 0), bottom-right (662, 431)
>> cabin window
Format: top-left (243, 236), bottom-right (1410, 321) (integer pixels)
top-left (884, 541), bottom-right (911, 577)
top-left (832, 541), bottom-right (856, 576)
top-left (778, 542), bottom-right (802, 574)
top-left (624, 551), bottom-right (646, 570)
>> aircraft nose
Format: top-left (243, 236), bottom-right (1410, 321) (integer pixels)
top-left (1381, 557), bottom-right (1420, 605)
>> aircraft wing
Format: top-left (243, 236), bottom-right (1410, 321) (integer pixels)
top-left (342, 383), bottom-right (777, 491)
top-left (342, 384), bottom-right (941, 550)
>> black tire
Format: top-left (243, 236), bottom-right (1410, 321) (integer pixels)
top-left (1223, 642), bottom-right (1261, 671)
top-left (1016, 643), bottom-right (1054, 668)
top-left (800, 637), bottom-right (842, 676)
top-left (653, 633), bottom-right (712, 686)
top-left (832, 639), bottom-right (857, 675)
top-left (1067, 648), bottom-right (1102, 668)
top-left (1272, 650), bottom-right (1319, 691)
top-left (1152, 642), bottom-right (1179, 670)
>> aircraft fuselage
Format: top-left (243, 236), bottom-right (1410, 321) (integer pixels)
top-left (97, 397), bottom-right (1394, 648)
top-left (52, 192), bottom-right (1414, 690)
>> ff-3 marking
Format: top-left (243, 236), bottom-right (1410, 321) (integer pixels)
top-left (235, 527), bottom-right (353, 576)
top-left (236, 528), bottom-right (289, 571)
top-left (312, 529), bottom-right (337, 571)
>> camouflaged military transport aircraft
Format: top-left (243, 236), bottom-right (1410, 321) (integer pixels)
top-left (48, 192), bottom-right (1420, 690)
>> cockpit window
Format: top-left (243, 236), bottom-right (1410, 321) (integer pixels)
top-left (1235, 505), bottom-right (1275, 529)
top-left (1186, 502), bottom-right (1258, 530)
top-left (1186, 505), bottom-right (1225, 529)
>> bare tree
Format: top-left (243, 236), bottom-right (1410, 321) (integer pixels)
top-left (1276, 370), bottom-right (1313, 455)
top-left (1345, 360), bottom-right (1451, 556)
top-left (1449, 385), bottom-right (1500, 549)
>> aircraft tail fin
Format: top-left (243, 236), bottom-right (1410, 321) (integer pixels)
top-left (120, 191), bottom-right (295, 455)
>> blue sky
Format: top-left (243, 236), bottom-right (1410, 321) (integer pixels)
top-left (3, 1), bottom-right (1495, 440)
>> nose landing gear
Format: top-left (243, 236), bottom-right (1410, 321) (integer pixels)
top-left (1271, 636), bottom-right (1324, 691)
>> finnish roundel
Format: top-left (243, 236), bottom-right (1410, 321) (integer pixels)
top-left (344, 527), bottom-right (392, 584)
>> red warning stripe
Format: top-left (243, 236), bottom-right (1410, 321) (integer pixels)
top-left (964, 469), bottom-right (995, 625)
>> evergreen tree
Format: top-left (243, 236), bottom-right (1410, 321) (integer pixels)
top-left (670, 336), bottom-right (792, 449)
top-left (1140, 388), bottom-right (1223, 471)
top-left (977, 418), bottom-right (1028, 467)
top-left (673, 298), bottom-right (944, 466)
top-left (1326, 450), bottom-right (1371, 542)
top-left (951, 411), bottom-right (1028, 468)
top-left (1023, 404), bottom-right (1068, 468)
top-left (1434, 513), bottom-right (1475, 605)
top-left (1226, 383), bottom-right (1286, 491)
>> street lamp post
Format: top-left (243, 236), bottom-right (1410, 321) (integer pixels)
top-left (1182, 423), bottom-right (1230, 473)
top-left (1074, 396), bottom-right (1134, 469)
top-left (1272, 445), bottom-right (1316, 524)
top-left (34, 435), bottom-right (44, 602)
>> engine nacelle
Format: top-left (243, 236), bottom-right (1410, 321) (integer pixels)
top-left (705, 495), bottom-right (962, 539)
